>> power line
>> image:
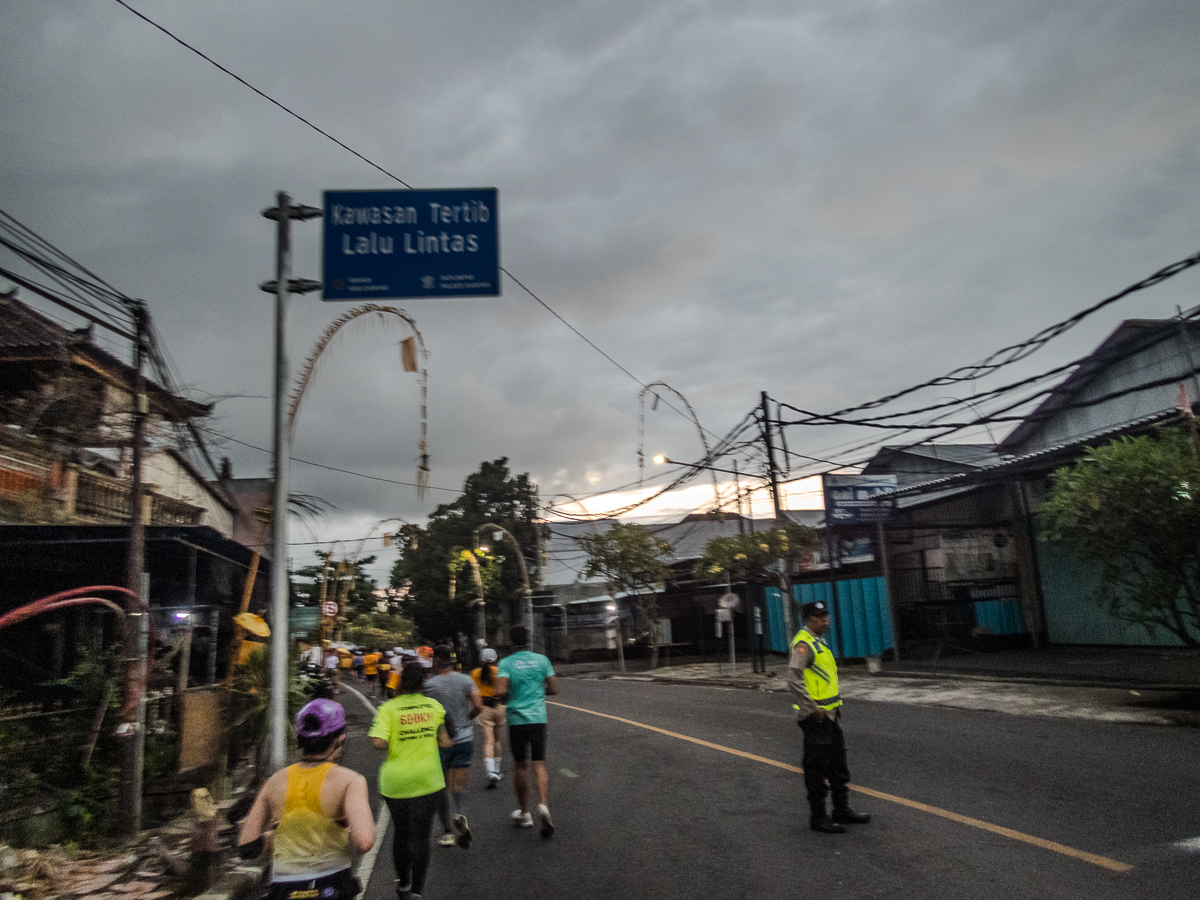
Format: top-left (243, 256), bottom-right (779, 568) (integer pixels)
top-left (111, 0), bottom-right (727, 446)
top-left (782, 247), bottom-right (1200, 424)
top-left (112, 0), bottom-right (414, 189)
top-left (198, 427), bottom-right (461, 494)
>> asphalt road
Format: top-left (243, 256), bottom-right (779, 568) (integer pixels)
top-left (337, 678), bottom-right (1200, 900)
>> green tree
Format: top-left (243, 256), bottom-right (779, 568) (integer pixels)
top-left (343, 611), bottom-right (416, 650)
top-left (293, 554), bottom-right (380, 620)
top-left (693, 525), bottom-right (821, 648)
top-left (390, 458), bottom-right (539, 642)
top-left (577, 522), bottom-right (675, 669)
top-left (1040, 426), bottom-right (1200, 646)
top-left (692, 524), bottom-right (820, 587)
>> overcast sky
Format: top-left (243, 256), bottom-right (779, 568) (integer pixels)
top-left (3, 1), bottom-right (1199, 584)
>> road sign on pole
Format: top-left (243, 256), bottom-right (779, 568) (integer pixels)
top-left (822, 474), bottom-right (898, 524)
top-left (323, 188), bottom-right (500, 300)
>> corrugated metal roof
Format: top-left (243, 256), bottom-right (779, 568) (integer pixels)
top-left (999, 318), bottom-right (1200, 453)
top-left (873, 444), bottom-right (1000, 468)
top-left (882, 408), bottom-right (1181, 500)
top-left (0, 291), bottom-right (75, 350)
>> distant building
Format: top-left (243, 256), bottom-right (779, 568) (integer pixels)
top-left (872, 316), bottom-right (1200, 648)
top-left (0, 289), bottom-right (234, 532)
top-left (0, 290), bottom-right (275, 690)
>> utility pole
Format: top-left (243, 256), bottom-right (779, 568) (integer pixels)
top-left (118, 301), bottom-right (148, 837)
top-left (260, 192), bottom-right (322, 773)
top-left (821, 474), bottom-right (845, 659)
top-left (733, 460), bottom-right (745, 535)
top-left (761, 391), bottom-right (795, 639)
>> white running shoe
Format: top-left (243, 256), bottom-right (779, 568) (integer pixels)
top-left (538, 803), bottom-right (554, 838)
top-left (511, 809), bottom-right (534, 828)
top-left (438, 833), bottom-right (456, 847)
top-left (454, 813), bottom-right (472, 849)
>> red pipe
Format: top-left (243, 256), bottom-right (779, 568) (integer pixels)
top-left (0, 585), bottom-right (159, 720)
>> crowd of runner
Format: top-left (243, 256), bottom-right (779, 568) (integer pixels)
top-left (240, 624), bottom-right (557, 900)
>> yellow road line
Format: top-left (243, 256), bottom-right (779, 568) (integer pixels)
top-left (549, 700), bottom-right (1132, 873)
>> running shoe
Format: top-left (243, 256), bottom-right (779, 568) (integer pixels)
top-left (454, 813), bottom-right (473, 849)
top-left (538, 803), bottom-right (555, 838)
top-left (486, 772), bottom-right (501, 789)
top-left (438, 833), bottom-right (456, 847)
top-left (511, 809), bottom-right (534, 828)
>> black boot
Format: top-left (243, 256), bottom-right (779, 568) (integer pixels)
top-left (831, 790), bottom-right (871, 825)
top-left (810, 800), bottom-right (846, 834)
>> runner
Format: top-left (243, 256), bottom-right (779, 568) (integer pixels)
top-left (495, 625), bottom-right (558, 838)
top-left (237, 699), bottom-right (375, 900)
top-left (377, 653), bottom-right (393, 700)
top-left (385, 652), bottom-right (402, 700)
top-left (370, 663), bottom-right (452, 900)
top-left (324, 646), bottom-right (341, 697)
top-left (425, 644), bottom-right (483, 849)
top-left (364, 649), bottom-right (381, 698)
top-left (470, 648), bottom-right (505, 788)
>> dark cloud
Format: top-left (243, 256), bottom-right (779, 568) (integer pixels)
top-left (3, 0), bottom-right (1198, 582)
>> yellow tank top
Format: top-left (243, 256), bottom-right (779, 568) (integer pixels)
top-left (471, 666), bottom-right (499, 698)
top-left (272, 763), bottom-right (352, 880)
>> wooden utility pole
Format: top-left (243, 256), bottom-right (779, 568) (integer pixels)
top-left (761, 392), bottom-right (795, 639)
top-left (118, 301), bottom-right (148, 837)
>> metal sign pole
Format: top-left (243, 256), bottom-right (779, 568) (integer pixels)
top-left (261, 192), bottom-right (323, 773)
top-left (269, 191), bottom-right (293, 773)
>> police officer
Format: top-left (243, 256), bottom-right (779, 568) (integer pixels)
top-left (789, 600), bottom-right (871, 834)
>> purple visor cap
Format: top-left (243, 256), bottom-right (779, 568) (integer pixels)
top-left (295, 698), bottom-right (346, 738)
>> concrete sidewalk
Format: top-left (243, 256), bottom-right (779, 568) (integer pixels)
top-left (561, 645), bottom-right (1200, 727)
top-left (559, 644), bottom-right (1200, 688)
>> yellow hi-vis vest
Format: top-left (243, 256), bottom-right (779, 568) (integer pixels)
top-left (790, 629), bottom-right (842, 711)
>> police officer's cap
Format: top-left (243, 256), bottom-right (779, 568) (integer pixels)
top-left (802, 600), bottom-right (831, 619)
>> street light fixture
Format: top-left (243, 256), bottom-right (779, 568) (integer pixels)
top-left (653, 455), bottom-right (750, 478)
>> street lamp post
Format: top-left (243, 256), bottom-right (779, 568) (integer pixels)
top-left (474, 522), bottom-right (533, 646)
top-left (605, 603), bottom-right (625, 672)
top-left (449, 550), bottom-right (487, 659)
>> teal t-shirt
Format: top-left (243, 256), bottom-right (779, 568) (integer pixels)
top-left (369, 694), bottom-right (445, 799)
top-left (496, 650), bottom-right (555, 725)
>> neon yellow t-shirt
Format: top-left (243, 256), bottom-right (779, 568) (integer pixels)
top-left (369, 694), bottom-right (445, 799)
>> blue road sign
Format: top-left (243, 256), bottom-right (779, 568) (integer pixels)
top-left (822, 474), bottom-right (898, 524)
top-left (323, 188), bottom-right (499, 300)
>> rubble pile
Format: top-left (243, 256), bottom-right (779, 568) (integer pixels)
top-left (0, 805), bottom-right (250, 900)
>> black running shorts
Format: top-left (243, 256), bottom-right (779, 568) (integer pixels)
top-left (508, 722), bottom-right (547, 762)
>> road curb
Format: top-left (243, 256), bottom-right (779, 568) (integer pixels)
top-left (579, 671), bottom-right (1200, 726)
top-left (579, 669), bottom-right (1200, 694)
top-left (869, 669), bottom-right (1200, 692)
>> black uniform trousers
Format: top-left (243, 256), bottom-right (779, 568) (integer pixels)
top-left (798, 709), bottom-right (851, 810)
